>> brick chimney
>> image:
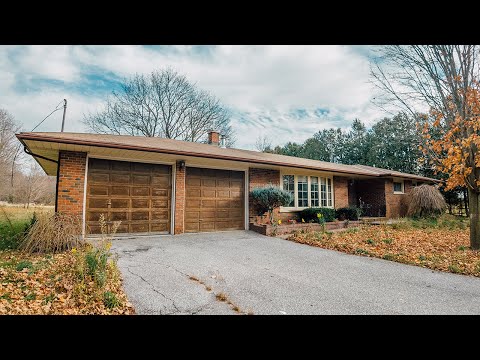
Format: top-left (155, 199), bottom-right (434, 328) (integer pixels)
top-left (207, 130), bottom-right (220, 146)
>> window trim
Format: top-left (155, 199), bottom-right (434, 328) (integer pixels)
top-left (280, 172), bottom-right (334, 212)
top-left (393, 179), bottom-right (404, 194)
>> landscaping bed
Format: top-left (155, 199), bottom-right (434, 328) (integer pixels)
top-left (287, 215), bottom-right (480, 277)
top-left (250, 220), bottom-right (361, 236)
top-left (0, 248), bottom-right (134, 315)
top-left (0, 206), bottom-right (134, 315)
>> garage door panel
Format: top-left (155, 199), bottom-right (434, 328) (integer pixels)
top-left (202, 189), bottom-right (216, 198)
top-left (217, 179), bottom-right (230, 187)
top-left (152, 210), bottom-right (169, 220)
top-left (132, 211), bottom-right (149, 220)
top-left (202, 179), bottom-right (216, 187)
top-left (151, 223), bottom-right (168, 232)
top-left (89, 173), bottom-right (109, 183)
top-left (111, 161), bottom-right (130, 171)
top-left (132, 199), bottom-right (149, 208)
top-left (90, 186), bottom-right (109, 196)
top-left (187, 188), bottom-right (201, 197)
top-left (200, 209), bottom-right (215, 219)
top-left (186, 199), bottom-right (200, 208)
top-left (87, 159), bottom-right (171, 235)
top-left (132, 175), bottom-right (150, 185)
top-left (185, 222), bottom-right (200, 232)
top-left (131, 223), bottom-right (149, 233)
top-left (132, 187), bottom-right (149, 196)
top-left (152, 199), bottom-right (168, 208)
top-left (89, 199), bottom-right (109, 208)
top-left (152, 175), bottom-right (170, 185)
top-left (216, 190), bottom-right (230, 198)
top-left (111, 212), bottom-right (128, 221)
top-left (216, 200), bottom-right (230, 208)
top-left (202, 200), bottom-right (216, 208)
top-left (230, 179), bottom-right (243, 187)
top-left (152, 188), bottom-right (168, 197)
top-left (200, 221), bottom-right (215, 231)
top-left (90, 159), bottom-right (109, 170)
top-left (216, 210), bottom-right (229, 218)
top-left (111, 186), bottom-right (130, 196)
top-left (111, 199), bottom-right (129, 208)
top-left (111, 174), bottom-right (130, 184)
top-left (185, 167), bottom-right (245, 233)
top-left (186, 177), bottom-right (201, 186)
top-left (186, 211), bottom-right (199, 220)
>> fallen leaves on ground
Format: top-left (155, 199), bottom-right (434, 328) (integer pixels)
top-left (288, 225), bottom-right (480, 277)
top-left (0, 250), bottom-right (134, 315)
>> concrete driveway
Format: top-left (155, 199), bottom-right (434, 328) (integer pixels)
top-left (113, 230), bottom-right (480, 315)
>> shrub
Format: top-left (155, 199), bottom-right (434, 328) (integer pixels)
top-left (336, 206), bottom-right (362, 221)
top-left (407, 184), bottom-right (446, 218)
top-left (250, 185), bottom-right (293, 223)
top-left (299, 208), bottom-right (336, 223)
top-left (19, 212), bottom-right (84, 254)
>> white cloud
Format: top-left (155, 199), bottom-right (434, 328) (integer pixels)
top-left (0, 45), bottom-right (384, 149)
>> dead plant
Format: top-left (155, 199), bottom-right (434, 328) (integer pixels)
top-left (407, 184), bottom-right (446, 218)
top-left (19, 212), bottom-right (84, 254)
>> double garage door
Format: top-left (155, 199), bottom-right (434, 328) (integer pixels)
top-left (86, 159), bottom-right (245, 234)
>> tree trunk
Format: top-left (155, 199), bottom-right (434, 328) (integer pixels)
top-left (468, 188), bottom-right (480, 250)
top-left (463, 188), bottom-right (469, 217)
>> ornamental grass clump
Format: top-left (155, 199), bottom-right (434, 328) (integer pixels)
top-left (407, 184), bottom-right (446, 218)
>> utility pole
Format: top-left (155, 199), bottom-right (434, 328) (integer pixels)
top-left (60, 99), bottom-right (67, 132)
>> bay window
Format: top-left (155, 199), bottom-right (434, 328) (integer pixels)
top-left (311, 177), bottom-right (319, 207)
top-left (282, 175), bottom-right (295, 207)
top-left (297, 176), bottom-right (308, 207)
top-left (281, 174), bottom-right (333, 209)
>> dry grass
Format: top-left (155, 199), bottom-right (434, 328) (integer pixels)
top-left (215, 292), bottom-right (228, 302)
top-left (19, 213), bottom-right (84, 254)
top-left (288, 217), bottom-right (480, 277)
top-left (0, 205), bottom-right (53, 223)
top-left (187, 274), bottom-right (250, 314)
top-left (407, 184), bottom-right (446, 217)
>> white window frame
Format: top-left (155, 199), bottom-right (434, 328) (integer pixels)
top-left (393, 179), bottom-right (405, 194)
top-left (280, 173), bottom-right (334, 212)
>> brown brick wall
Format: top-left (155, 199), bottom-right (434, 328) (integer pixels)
top-left (56, 151), bottom-right (87, 217)
top-left (174, 161), bottom-right (186, 234)
top-left (333, 176), bottom-right (349, 208)
top-left (248, 168), bottom-right (280, 224)
top-left (385, 179), bottom-right (412, 218)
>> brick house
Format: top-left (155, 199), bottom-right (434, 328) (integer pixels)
top-left (16, 131), bottom-right (437, 236)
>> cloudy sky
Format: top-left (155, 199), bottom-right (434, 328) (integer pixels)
top-left (0, 45), bottom-right (385, 150)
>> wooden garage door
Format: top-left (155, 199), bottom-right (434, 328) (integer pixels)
top-left (86, 159), bottom-right (172, 234)
top-left (185, 167), bottom-right (245, 233)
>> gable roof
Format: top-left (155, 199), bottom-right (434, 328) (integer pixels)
top-left (16, 132), bottom-right (439, 182)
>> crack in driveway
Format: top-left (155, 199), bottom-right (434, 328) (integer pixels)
top-left (126, 267), bottom-right (181, 314)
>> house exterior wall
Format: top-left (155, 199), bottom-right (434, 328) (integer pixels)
top-left (174, 161), bottom-right (186, 234)
top-left (385, 179), bottom-right (412, 218)
top-left (333, 176), bottom-right (349, 208)
top-left (56, 151), bottom-right (87, 217)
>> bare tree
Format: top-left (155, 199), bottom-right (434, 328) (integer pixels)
top-left (254, 135), bottom-right (272, 152)
top-left (13, 162), bottom-right (55, 208)
top-left (0, 109), bottom-right (23, 201)
top-left (84, 68), bottom-right (235, 146)
top-left (370, 45), bottom-right (479, 123)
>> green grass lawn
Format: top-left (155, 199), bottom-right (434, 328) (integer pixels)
top-left (0, 205), bottom-right (54, 250)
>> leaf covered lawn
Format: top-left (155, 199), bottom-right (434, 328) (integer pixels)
top-left (0, 250), bottom-right (134, 315)
top-left (288, 222), bottom-right (480, 277)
